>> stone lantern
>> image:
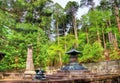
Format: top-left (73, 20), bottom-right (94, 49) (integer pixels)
top-left (61, 48), bottom-right (87, 70)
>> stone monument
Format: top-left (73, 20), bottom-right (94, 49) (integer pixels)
top-left (61, 48), bottom-right (87, 70)
top-left (24, 44), bottom-right (35, 78)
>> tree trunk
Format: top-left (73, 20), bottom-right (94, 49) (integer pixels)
top-left (85, 27), bottom-right (89, 43)
top-left (113, 33), bottom-right (118, 48)
top-left (107, 18), bottom-right (118, 49)
top-left (56, 21), bottom-right (59, 45)
top-left (102, 24), bottom-right (106, 49)
top-left (72, 15), bottom-right (78, 48)
top-left (56, 21), bottom-right (62, 67)
top-left (63, 23), bottom-right (67, 52)
top-left (114, 1), bottom-right (120, 33)
top-left (97, 30), bottom-right (101, 43)
top-left (96, 22), bottom-right (101, 43)
top-left (59, 52), bottom-right (62, 68)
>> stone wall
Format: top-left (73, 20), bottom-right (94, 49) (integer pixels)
top-left (83, 60), bottom-right (120, 74)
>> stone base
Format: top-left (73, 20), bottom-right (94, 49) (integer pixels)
top-left (24, 71), bottom-right (36, 74)
top-left (0, 74), bottom-right (3, 79)
top-left (24, 71), bottom-right (36, 79)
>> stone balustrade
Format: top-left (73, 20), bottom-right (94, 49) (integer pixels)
top-left (83, 60), bottom-right (120, 74)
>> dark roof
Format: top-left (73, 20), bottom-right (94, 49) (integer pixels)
top-left (0, 52), bottom-right (6, 61)
top-left (66, 49), bottom-right (82, 55)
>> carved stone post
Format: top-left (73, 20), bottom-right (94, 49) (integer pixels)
top-left (24, 44), bottom-right (35, 78)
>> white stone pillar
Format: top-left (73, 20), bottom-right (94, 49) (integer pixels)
top-left (24, 44), bottom-right (35, 77)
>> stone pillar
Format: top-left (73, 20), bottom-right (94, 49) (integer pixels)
top-left (24, 44), bottom-right (35, 78)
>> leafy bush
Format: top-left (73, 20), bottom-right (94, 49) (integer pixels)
top-left (79, 41), bottom-right (103, 63)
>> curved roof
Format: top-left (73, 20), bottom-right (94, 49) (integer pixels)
top-left (66, 49), bottom-right (82, 55)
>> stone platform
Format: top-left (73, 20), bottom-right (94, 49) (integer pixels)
top-left (0, 71), bottom-right (120, 83)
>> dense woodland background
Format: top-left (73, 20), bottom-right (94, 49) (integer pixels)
top-left (0, 0), bottom-right (120, 71)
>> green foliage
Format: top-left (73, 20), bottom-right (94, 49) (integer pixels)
top-left (109, 49), bottom-right (120, 60)
top-left (79, 41), bottom-right (104, 62)
top-left (65, 1), bottom-right (79, 15)
top-left (47, 34), bottom-right (80, 66)
top-left (0, 0), bottom-right (120, 72)
top-left (0, 21), bottom-right (49, 71)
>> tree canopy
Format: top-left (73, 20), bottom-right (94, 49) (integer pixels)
top-left (0, 0), bottom-right (120, 71)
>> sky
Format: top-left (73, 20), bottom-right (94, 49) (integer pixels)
top-left (53, 0), bottom-right (100, 18)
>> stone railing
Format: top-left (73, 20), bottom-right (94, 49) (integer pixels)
top-left (83, 60), bottom-right (120, 74)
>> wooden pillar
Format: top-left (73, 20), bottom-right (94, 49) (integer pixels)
top-left (24, 44), bottom-right (35, 78)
